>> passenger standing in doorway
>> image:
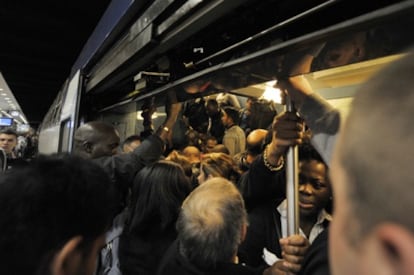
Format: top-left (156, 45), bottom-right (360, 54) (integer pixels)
top-left (74, 98), bottom-right (182, 275)
top-left (157, 177), bottom-right (306, 275)
top-left (73, 100), bottom-right (181, 210)
top-left (278, 50), bottom-right (414, 275)
top-left (118, 161), bottom-right (193, 275)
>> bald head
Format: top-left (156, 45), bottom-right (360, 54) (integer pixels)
top-left (176, 177), bottom-right (247, 268)
top-left (335, 52), bottom-right (414, 239)
top-left (73, 121), bottom-right (120, 159)
top-left (182, 146), bottom-right (201, 164)
top-left (246, 129), bottom-right (268, 154)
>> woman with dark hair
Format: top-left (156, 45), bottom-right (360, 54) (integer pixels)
top-left (118, 160), bottom-right (193, 275)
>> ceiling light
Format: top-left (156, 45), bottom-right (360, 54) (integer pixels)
top-left (10, 110), bottom-right (19, 117)
top-left (136, 111), bottom-right (166, 120)
top-left (260, 80), bottom-right (282, 104)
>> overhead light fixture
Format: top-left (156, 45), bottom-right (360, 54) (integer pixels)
top-left (260, 80), bottom-right (282, 104)
top-left (10, 110), bottom-right (20, 117)
top-left (136, 111), bottom-right (166, 120)
top-left (1, 110), bottom-right (13, 118)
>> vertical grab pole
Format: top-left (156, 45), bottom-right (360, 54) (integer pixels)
top-left (286, 96), bottom-right (299, 235)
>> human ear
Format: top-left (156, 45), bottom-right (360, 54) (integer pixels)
top-left (367, 223), bottom-right (414, 275)
top-left (240, 223), bottom-right (248, 243)
top-left (50, 236), bottom-right (83, 275)
top-left (82, 141), bottom-right (93, 154)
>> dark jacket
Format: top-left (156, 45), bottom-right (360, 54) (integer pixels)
top-left (157, 241), bottom-right (265, 275)
top-left (93, 135), bottom-right (164, 209)
top-left (238, 202), bottom-right (283, 268)
top-left (94, 135), bottom-right (164, 187)
top-left (5, 157), bottom-right (28, 170)
top-left (119, 225), bottom-right (177, 275)
top-left (237, 154), bottom-right (286, 212)
top-left (298, 228), bottom-right (330, 275)
top-left (237, 152), bottom-right (330, 274)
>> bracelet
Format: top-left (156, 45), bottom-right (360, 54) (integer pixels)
top-left (162, 126), bottom-right (169, 133)
top-left (263, 145), bottom-right (284, 172)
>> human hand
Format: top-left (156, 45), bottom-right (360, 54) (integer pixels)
top-left (265, 112), bottom-right (303, 165)
top-left (263, 260), bottom-right (289, 275)
top-left (279, 234), bottom-right (310, 273)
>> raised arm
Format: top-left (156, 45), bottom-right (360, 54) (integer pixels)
top-left (278, 76), bottom-right (340, 165)
top-left (238, 112), bottom-right (303, 210)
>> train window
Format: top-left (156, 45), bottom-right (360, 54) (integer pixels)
top-left (58, 119), bottom-right (72, 153)
top-left (39, 1), bottom-right (414, 154)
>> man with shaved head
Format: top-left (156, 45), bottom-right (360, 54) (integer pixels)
top-left (75, 101), bottom-right (182, 275)
top-left (73, 101), bottom-right (182, 209)
top-left (74, 121), bottom-right (121, 159)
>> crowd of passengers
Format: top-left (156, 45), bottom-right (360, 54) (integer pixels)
top-left (4, 51), bottom-right (414, 275)
top-left (0, 79), bottom-right (332, 275)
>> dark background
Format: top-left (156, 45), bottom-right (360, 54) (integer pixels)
top-left (0, 0), bottom-right (111, 127)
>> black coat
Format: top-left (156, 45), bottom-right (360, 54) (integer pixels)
top-left (157, 241), bottom-right (265, 275)
top-left (237, 154), bottom-right (286, 211)
top-left (237, 154), bottom-right (330, 275)
top-left (238, 202), bottom-right (283, 268)
top-left (298, 228), bottom-right (331, 275)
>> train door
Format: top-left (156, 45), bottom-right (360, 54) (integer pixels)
top-left (38, 70), bottom-right (82, 154)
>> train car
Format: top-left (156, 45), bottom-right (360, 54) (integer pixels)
top-left (38, 0), bottom-right (414, 153)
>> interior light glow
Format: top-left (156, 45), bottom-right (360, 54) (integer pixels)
top-left (260, 80), bottom-right (282, 104)
top-left (136, 111), bottom-right (165, 120)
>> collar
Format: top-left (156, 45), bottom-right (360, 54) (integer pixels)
top-left (226, 124), bottom-right (236, 130)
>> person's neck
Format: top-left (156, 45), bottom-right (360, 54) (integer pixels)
top-left (300, 214), bottom-right (317, 238)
